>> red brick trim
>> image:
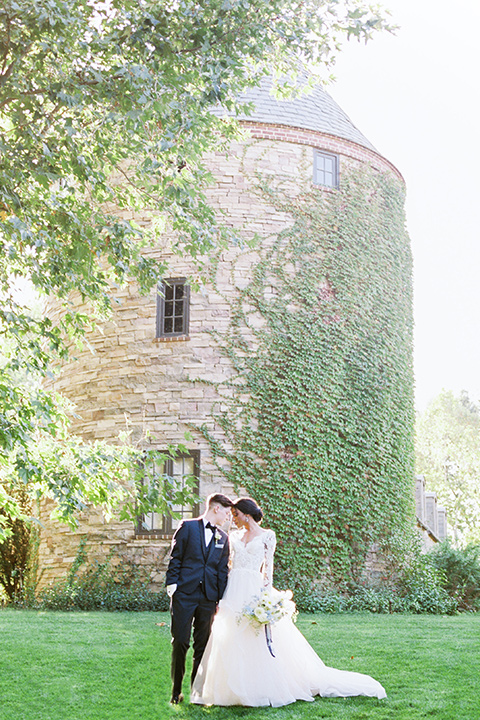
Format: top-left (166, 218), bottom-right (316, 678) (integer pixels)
top-left (239, 121), bottom-right (404, 183)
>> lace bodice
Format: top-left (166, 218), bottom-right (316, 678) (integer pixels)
top-left (229, 529), bottom-right (276, 588)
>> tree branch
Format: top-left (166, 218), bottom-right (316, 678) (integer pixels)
top-left (0, 17), bottom-right (12, 76)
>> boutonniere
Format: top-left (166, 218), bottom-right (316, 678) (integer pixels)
top-left (214, 530), bottom-right (224, 548)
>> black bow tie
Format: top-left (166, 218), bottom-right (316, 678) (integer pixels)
top-left (206, 522), bottom-right (216, 532)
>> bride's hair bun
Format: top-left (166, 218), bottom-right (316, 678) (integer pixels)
top-left (234, 497), bottom-right (263, 523)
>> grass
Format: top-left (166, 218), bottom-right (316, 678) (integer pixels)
top-left (0, 610), bottom-right (478, 720)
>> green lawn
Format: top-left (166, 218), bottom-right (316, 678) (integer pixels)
top-left (0, 610), bottom-right (478, 720)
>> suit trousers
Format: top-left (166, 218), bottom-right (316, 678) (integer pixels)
top-left (170, 585), bottom-right (217, 696)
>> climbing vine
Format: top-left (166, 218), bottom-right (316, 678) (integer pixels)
top-left (198, 161), bottom-right (415, 587)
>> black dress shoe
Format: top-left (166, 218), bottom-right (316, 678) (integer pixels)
top-left (170, 693), bottom-right (184, 705)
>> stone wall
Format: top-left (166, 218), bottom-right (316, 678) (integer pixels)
top-left (415, 474), bottom-right (447, 550)
top-left (37, 127), bottom-right (405, 590)
top-left (38, 500), bottom-right (171, 592)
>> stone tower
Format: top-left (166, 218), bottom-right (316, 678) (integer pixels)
top-left (37, 79), bottom-right (409, 589)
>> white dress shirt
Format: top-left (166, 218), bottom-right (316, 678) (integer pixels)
top-left (203, 517), bottom-right (216, 546)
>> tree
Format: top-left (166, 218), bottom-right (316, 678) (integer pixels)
top-left (0, 0), bottom-right (391, 531)
top-left (0, 480), bottom-right (32, 601)
top-left (415, 391), bottom-right (480, 546)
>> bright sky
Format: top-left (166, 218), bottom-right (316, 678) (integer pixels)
top-left (330, 0), bottom-right (480, 410)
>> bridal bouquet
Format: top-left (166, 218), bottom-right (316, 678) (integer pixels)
top-left (239, 589), bottom-right (297, 657)
top-left (239, 588), bottom-right (297, 630)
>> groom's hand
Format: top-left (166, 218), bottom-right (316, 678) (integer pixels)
top-left (167, 584), bottom-right (177, 598)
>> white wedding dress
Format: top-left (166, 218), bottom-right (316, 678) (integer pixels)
top-left (191, 528), bottom-right (387, 707)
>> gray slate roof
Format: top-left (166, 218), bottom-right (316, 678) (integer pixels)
top-left (215, 77), bottom-right (376, 152)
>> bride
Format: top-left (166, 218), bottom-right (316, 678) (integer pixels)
top-left (191, 497), bottom-right (387, 707)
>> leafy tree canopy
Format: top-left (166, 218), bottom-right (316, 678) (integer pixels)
top-left (0, 0), bottom-right (391, 534)
top-left (416, 390), bottom-right (480, 546)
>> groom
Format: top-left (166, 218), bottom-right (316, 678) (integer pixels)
top-left (165, 493), bottom-right (232, 704)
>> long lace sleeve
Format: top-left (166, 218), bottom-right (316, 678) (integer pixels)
top-left (262, 530), bottom-right (276, 589)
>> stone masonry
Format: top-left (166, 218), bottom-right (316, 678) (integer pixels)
top-left (37, 84), bottom-right (408, 590)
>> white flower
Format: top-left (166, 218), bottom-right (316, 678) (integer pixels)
top-left (238, 588), bottom-right (297, 631)
top-left (254, 607), bottom-right (269, 623)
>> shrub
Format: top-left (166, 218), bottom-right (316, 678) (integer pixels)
top-left (37, 583), bottom-right (170, 612)
top-left (429, 541), bottom-right (480, 612)
top-left (284, 551), bottom-right (462, 615)
top-left (398, 553), bottom-right (457, 615)
top-left (345, 585), bottom-right (406, 614)
top-left (295, 586), bottom-right (347, 614)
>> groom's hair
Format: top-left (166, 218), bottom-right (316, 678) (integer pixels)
top-left (206, 493), bottom-right (233, 508)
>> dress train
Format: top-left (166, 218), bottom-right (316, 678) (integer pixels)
top-left (191, 529), bottom-right (386, 707)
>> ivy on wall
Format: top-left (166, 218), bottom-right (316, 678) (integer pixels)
top-left (199, 161), bottom-right (415, 586)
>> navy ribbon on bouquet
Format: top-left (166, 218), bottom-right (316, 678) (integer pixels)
top-left (264, 623), bottom-right (275, 657)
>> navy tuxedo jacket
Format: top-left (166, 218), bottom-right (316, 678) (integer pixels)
top-left (166, 518), bottom-right (230, 602)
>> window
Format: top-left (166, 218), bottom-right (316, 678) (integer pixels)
top-left (156, 277), bottom-right (190, 338)
top-left (137, 451), bottom-right (200, 536)
top-left (313, 150), bottom-right (339, 189)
